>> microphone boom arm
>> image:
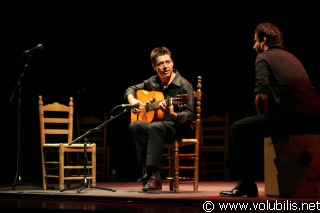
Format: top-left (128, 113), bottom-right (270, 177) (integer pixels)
top-left (69, 105), bottom-right (128, 145)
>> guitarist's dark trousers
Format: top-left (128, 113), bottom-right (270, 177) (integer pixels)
top-left (129, 120), bottom-right (177, 170)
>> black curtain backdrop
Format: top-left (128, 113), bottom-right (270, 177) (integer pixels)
top-left (2, 2), bottom-right (319, 184)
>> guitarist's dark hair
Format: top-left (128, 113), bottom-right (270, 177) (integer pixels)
top-left (150, 46), bottom-right (172, 65)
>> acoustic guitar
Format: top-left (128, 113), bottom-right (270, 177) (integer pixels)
top-left (131, 90), bottom-right (189, 123)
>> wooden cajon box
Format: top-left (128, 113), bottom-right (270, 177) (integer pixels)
top-left (264, 134), bottom-right (320, 197)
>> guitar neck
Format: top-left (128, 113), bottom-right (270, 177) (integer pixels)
top-left (146, 97), bottom-right (171, 112)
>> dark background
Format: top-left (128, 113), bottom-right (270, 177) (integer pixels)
top-left (1, 2), bottom-right (320, 185)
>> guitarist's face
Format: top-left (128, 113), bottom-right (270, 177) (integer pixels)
top-left (152, 54), bottom-right (174, 81)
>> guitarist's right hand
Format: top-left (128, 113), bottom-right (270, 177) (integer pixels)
top-left (130, 98), bottom-right (145, 114)
top-left (128, 94), bottom-right (142, 114)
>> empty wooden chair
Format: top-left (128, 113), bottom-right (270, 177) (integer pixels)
top-left (76, 112), bottom-right (110, 181)
top-left (39, 95), bottom-right (96, 190)
top-left (199, 111), bottom-right (229, 181)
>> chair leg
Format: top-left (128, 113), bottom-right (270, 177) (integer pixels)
top-left (173, 140), bottom-right (179, 192)
top-left (41, 149), bottom-right (47, 190)
top-left (59, 145), bottom-right (65, 191)
top-left (91, 145), bottom-right (97, 187)
top-left (194, 149), bottom-right (199, 192)
top-left (168, 147), bottom-right (174, 191)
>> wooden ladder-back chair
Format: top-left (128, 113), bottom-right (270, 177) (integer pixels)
top-left (76, 112), bottom-right (110, 181)
top-left (39, 95), bottom-right (96, 190)
top-left (199, 111), bottom-right (230, 181)
top-left (162, 75), bottom-right (202, 192)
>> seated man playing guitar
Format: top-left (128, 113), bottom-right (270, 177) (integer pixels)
top-left (124, 46), bottom-right (195, 192)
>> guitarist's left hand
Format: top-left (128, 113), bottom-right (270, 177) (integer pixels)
top-left (159, 101), bottom-right (177, 119)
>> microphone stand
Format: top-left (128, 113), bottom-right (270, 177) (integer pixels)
top-left (0, 54), bottom-right (44, 189)
top-left (60, 105), bottom-right (129, 193)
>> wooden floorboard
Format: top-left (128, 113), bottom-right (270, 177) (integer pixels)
top-left (0, 181), bottom-right (319, 212)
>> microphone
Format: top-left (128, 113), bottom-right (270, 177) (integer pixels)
top-left (23, 44), bottom-right (44, 55)
top-left (121, 103), bottom-right (139, 108)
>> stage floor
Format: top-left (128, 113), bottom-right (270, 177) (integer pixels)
top-left (0, 181), bottom-right (319, 212)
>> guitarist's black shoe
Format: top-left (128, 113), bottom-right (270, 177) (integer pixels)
top-left (137, 168), bottom-right (151, 184)
top-left (219, 182), bottom-right (258, 197)
top-left (142, 177), bottom-right (162, 192)
top-left (137, 169), bottom-right (151, 182)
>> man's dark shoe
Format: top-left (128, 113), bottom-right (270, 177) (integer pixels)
top-left (137, 168), bottom-right (150, 183)
top-left (142, 176), bottom-right (162, 192)
top-left (219, 182), bottom-right (258, 197)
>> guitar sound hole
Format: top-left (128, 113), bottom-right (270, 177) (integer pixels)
top-left (145, 103), bottom-right (150, 112)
